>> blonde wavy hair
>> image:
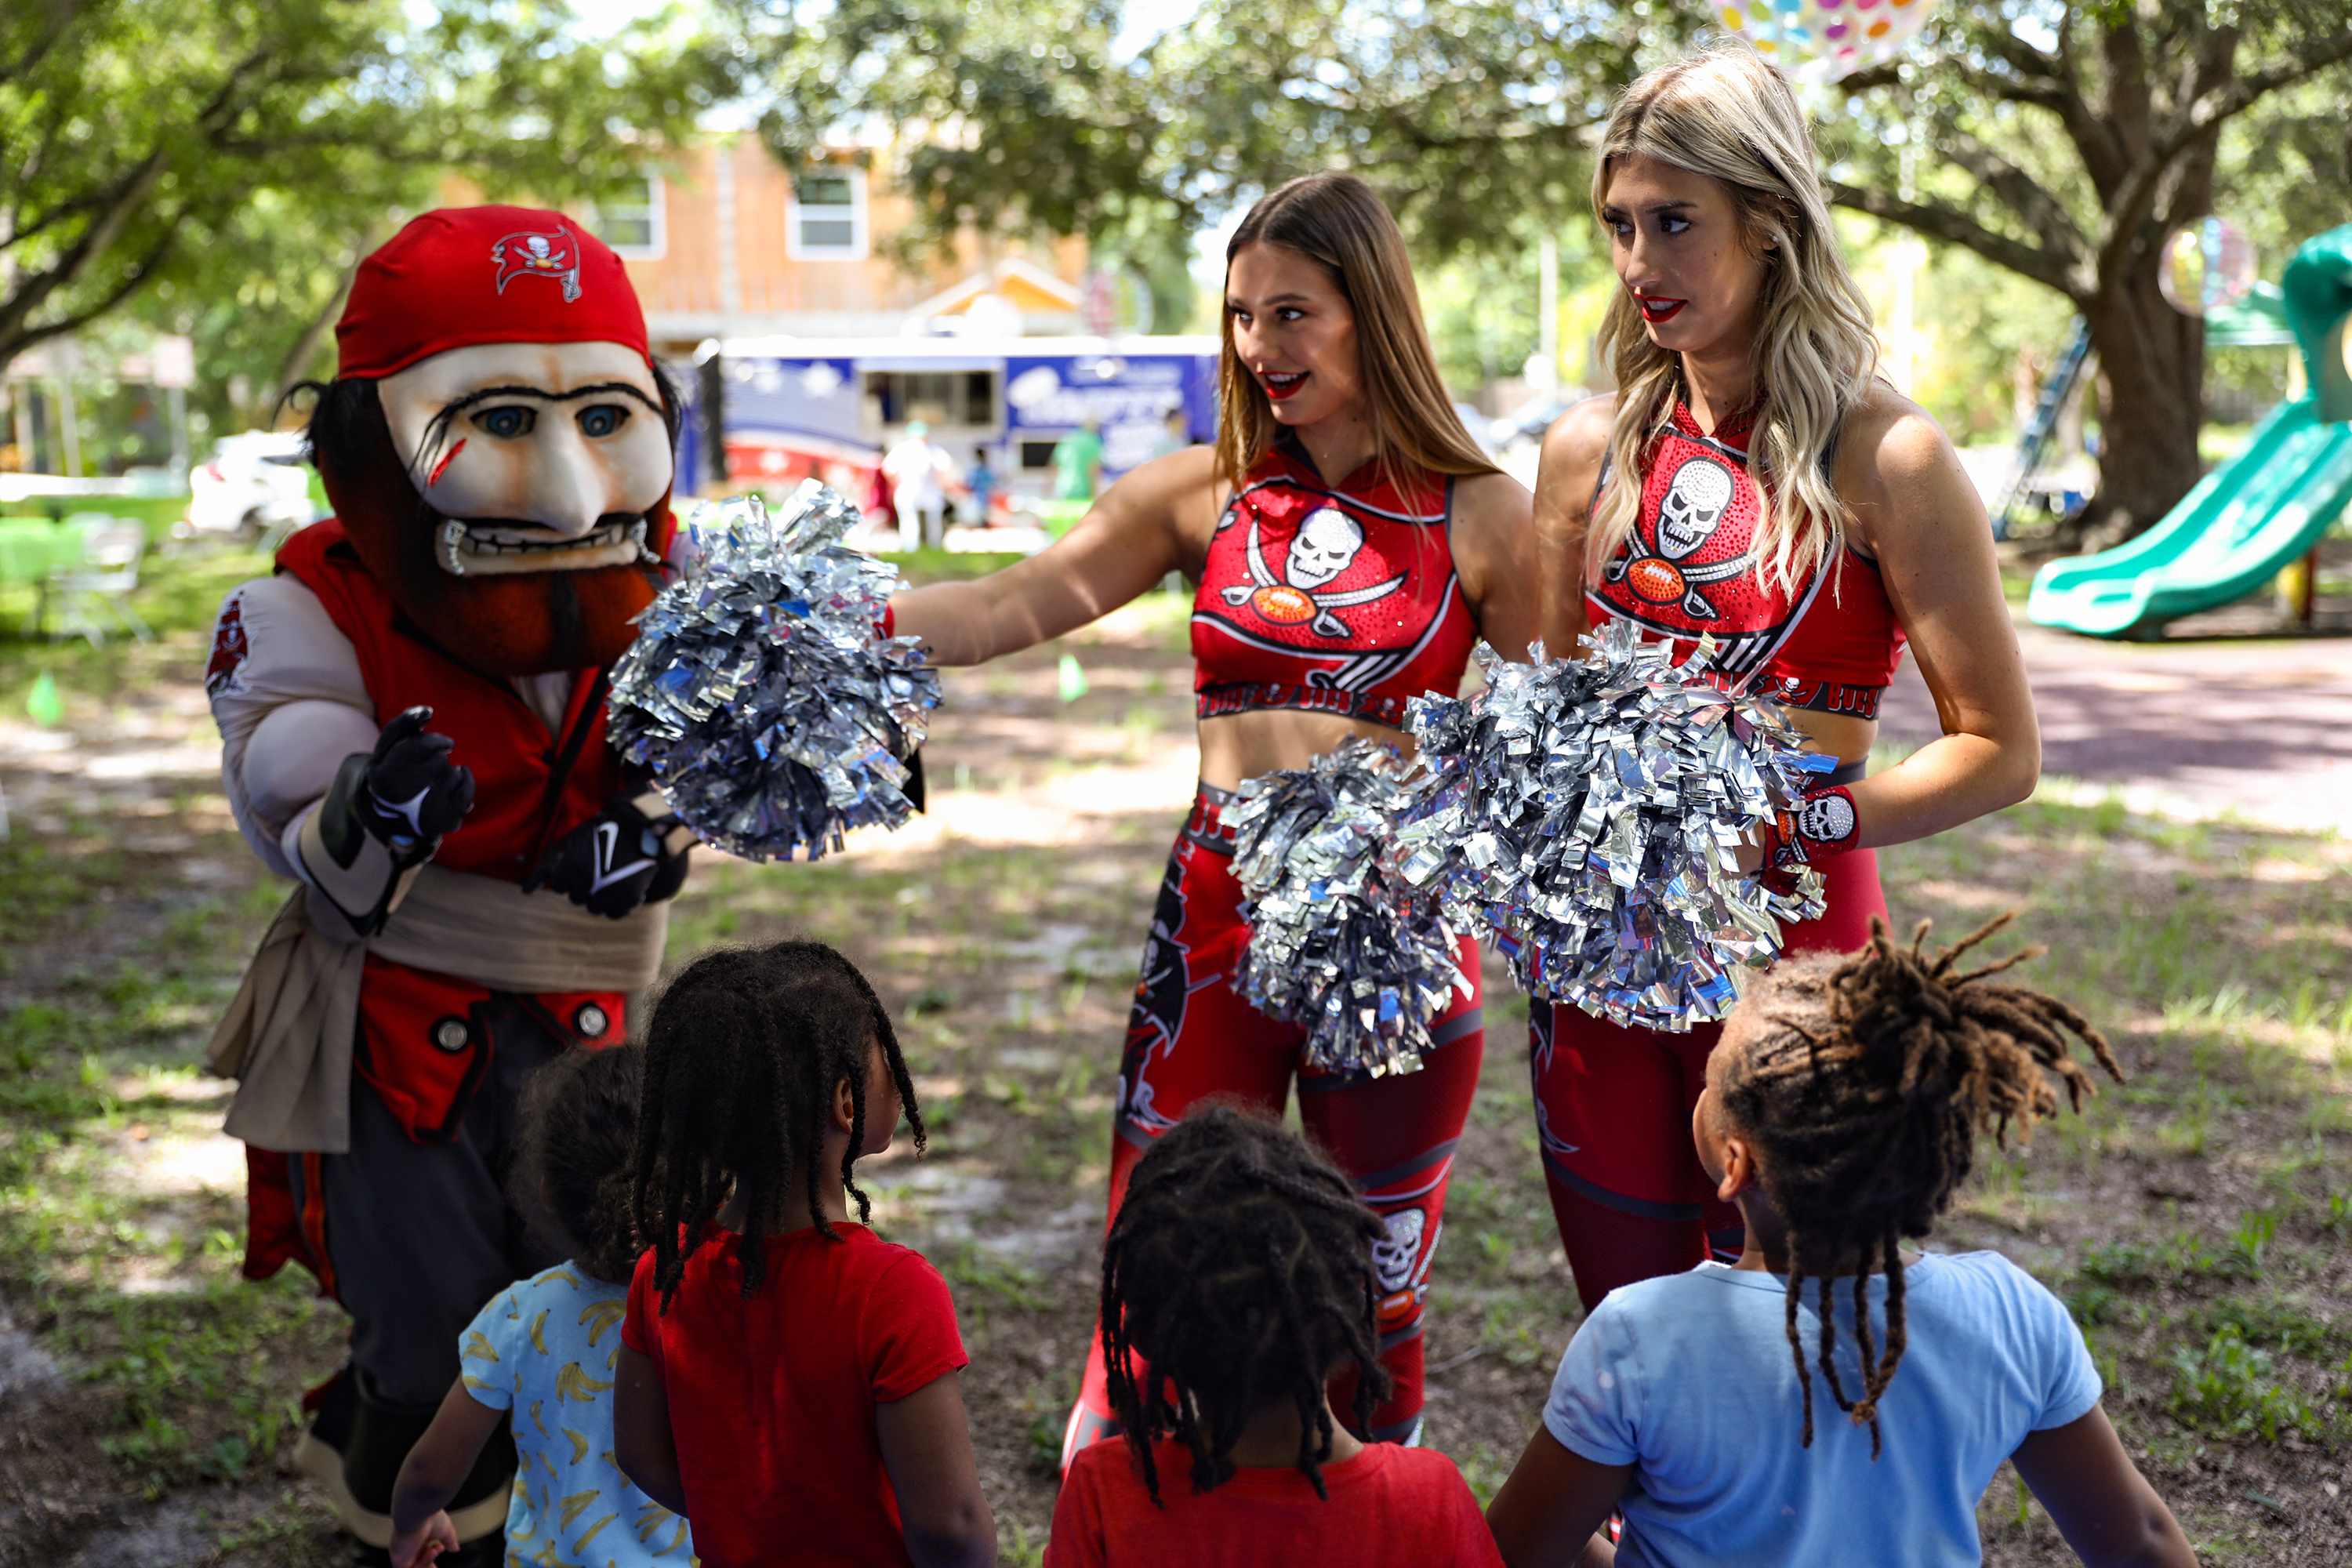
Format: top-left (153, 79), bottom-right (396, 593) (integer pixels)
top-left (1588, 43), bottom-right (1879, 594)
top-left (1216, 173), bottom-right (1497, 490)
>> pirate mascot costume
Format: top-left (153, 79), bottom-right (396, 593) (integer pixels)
top-left (204, 207), bottom-right (690, 1559)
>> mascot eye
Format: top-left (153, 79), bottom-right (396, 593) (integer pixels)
top-left (575, 404), bottom-right (630, 438)
top-left (474, 405), bottom-right (537, 438)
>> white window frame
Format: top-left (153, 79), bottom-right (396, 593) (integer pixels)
top-left (595, 173), bottom-right (666, 260)
top-left (786, 166), bottom-right (868, 260)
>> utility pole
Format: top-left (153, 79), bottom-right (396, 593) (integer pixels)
top-left (1537, 233), bottom-right (1561, 397)
top-left (715, 139), bottom-right (744, 333)
top-left (55, 338), bottom-right (82, 479)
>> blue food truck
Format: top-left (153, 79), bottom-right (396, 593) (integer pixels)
top-left (688, 335), bottom-right (1222, 521)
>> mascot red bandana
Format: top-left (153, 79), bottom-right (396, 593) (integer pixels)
top-left (321, 205), bottom-right (676, 675)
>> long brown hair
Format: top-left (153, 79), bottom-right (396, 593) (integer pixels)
top-left (1588, 42), bottom-right (1878, 595)
top-left (1215, 173), bottom-right (1497, 490)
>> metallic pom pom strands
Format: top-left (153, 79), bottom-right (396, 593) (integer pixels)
top-left (608, 481), bottom-right (941, 862)
top-left (1225, 736), bottom-right (1472, 1079)
top-left (1399, 621), bottom-right (1831, 1033)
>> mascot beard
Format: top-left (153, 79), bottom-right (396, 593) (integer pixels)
top-left (311, 375), bottom-right (671, 677)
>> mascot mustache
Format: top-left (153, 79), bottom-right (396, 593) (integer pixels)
top-left (310, 379), bottom-right (666, 677)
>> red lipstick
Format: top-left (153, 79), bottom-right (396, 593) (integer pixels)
top-left (1262, 370), bottom-right (1308, 401)
top-left (1638, 296), bottom-right (1686, 324)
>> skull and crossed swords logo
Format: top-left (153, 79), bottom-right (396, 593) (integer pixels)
top-left (490, 227), bottom-right (583, 303)
top-left (1605, 455), bottom-right (1759, 622)
top-left (1221, 506), bottom-right (1406, 639)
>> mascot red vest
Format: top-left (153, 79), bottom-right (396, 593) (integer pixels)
top-left (205, 207), bottom-right (691, 1561)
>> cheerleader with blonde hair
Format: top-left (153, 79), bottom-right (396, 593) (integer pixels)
top-left (1527, 42), bottom-right (2041, 1309)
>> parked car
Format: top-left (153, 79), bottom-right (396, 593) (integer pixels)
top-left (1490, 397), bottom-right (1577, 488)
top-left (178, 432), bottom-right (315, 546)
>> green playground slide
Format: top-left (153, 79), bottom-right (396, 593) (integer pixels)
top-left (2029, 225), bottom-right (2352, 638)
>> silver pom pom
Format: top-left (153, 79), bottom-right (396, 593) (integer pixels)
top-left (1225, 736), bottom-right (1472, 1079)
top-left (608, 481), bottom-right (941, 862)
top-left (1399, 620), bottom-right (1830, 1033)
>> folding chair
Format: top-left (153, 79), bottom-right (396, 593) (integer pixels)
top-left (48, 518), bottom-right (154, 645)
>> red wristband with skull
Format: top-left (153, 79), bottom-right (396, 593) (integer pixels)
top-left (1761, 784), bottom-right (1860, 880)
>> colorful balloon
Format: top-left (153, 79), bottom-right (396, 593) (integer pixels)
top-left (1718, 0), bottom-right (1938, 85)
top-left (2158, 217), bottom-right (2257, 317)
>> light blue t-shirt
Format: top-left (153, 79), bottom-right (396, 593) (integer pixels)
top-left (459, 1262), bottom-right (694, 1566)
top-left (1544, 1253), bottom-right (2100, 1568)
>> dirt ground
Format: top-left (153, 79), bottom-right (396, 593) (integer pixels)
top-left (2, 575), bottom-right (2348, 1565)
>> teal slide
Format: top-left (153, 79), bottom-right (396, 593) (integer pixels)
top-left (2029, 226), bottom-right (2352, 638)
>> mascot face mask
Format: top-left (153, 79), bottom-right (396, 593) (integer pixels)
top-left (381, 340), bottom-right (670, 577)
top-left (319, 205), bottom-right (675, 676)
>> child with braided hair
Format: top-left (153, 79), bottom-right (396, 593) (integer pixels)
top-left (1486, 918), bottom-right (2198, 1568)
top-left (611, 940), bottom-right (996, 1568)
top-left (1048, 1104), bottom-right (1502, 1567)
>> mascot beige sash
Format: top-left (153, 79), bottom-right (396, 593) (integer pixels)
top-left (206, 866), bottom-right (669, 1152)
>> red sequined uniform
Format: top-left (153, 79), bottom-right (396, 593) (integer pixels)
top-left (1069, 440), bottom-right (1487, 1459)
top-left (1541, 401), bottom-right (1901, 1309)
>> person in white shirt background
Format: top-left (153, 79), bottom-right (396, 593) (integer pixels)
top-left (883, 419), bottom-right (961, 548)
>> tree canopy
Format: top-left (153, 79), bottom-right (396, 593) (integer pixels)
top-left (757, 0), bottom-right (2352, 540)
top-left (1822, 0), bottom-right (2352, 541)
top-left (2, 0), bottom-right (737, 437)
top-left (753, 0), bottom-right (1659, 259)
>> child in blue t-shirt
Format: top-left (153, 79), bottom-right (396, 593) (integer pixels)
top-left (1486, 918), bottom-right (2200, 1568)
top-left (386, 1044), bottom-right (690, 1567)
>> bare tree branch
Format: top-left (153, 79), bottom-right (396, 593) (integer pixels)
top-left (1826, 179), bottom-right (2085, 299)
top-left (2, 222), bottom-right (185, 360)
top-left (2090, 27), bottom-right (2352, 283)
top-left (0, 148), bottom-right (172, 347)
top-left (1928, 129), bottom-right (2094, 278)
top-left (0, 45), bottom-right (276, 353)
top-left (0, 0), bottom-right (85, 87)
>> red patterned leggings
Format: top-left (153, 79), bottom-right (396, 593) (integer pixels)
top-left (1529, 850), bottom-right (1889, 1310)
top-left (1066, 786), bottom-right (1486, 1462)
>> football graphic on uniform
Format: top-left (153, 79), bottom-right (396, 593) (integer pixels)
top-left (1219, 502), bottom-right (1406, 638)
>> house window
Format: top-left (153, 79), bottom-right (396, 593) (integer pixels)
top-left (788, 167), bottom-right (867, 260)
top-left (593, 174), bottom-right (665, 260)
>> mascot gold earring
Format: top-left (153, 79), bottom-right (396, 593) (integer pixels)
top-left (203, 207), bottom-right (694, 1563)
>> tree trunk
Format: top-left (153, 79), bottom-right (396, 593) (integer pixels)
top-left (2068, 261), bottom-right (2206, 549)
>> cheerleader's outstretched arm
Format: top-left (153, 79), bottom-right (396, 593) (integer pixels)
top-left (889, 446), bottom-right (1214, 667)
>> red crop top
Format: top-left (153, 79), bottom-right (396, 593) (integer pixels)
top-left (1587, 400), bottom-right (1905, 718)
top-left (1192, 438), bottom-right (1480, 728)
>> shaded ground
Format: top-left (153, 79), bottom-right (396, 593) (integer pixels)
top-left (1883, 624), bottom-right (2352, 837)
top-left (0, 551), bottom-right (2347, 1564)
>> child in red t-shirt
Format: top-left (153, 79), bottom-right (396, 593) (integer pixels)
top-left (1047, 1105), bottom-right (1503, 1568)
top-left (613, 940), bottom-right (995, 1568)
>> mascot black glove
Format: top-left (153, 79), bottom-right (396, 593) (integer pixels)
top-left (522, 787), bottom-right (692, 920)
top-left (300, 706), bottom-right (476, 936)
top-left (322, 706), bottom-right (477, 866)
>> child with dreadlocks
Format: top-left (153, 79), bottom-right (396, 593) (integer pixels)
top-left (612, 940), bottom-right (996, 1568)
top-left (1485, 918), bottom-right (2199, 1568)
top-left (387, 1043), bottom-right (691, 1567)
top-left (1048, 1104), bottom-right (1503, 1567)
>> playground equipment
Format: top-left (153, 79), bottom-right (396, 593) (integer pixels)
top-left (1990, 318), bottom-right (2093, 539)
top-left (2029, 227), bottom-right (2352, 638)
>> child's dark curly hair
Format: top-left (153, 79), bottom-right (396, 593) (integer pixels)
top-left (631, 939), bottom-right (923, 1309)
top-left (1100, 1104), bottom-right (1391, 1506)
top-left (510, 1044), bottom-right (648, 1284)
top-left (1716, 914), bottom-right (2122, 1457)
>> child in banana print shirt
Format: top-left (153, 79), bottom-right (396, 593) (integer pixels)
top-left (390, 1046), bottom-right (690, 1566)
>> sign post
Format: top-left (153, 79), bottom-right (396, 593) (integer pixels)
top-left (154, 335), bottom-right (195, 479)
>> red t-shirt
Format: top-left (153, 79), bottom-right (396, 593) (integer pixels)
top-left (622, 1223), bottom-right (968, 1568)
top-left (1047, 1438), bottom-right (1506, 1568)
